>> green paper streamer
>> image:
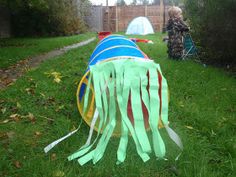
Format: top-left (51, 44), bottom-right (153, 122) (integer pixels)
top-left (72, 58), bottom-right (177, 165)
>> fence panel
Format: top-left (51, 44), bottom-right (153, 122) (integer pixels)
top-left (85, 6), bottom-right (103, 32)
top-left (85, 5), bottom-right (170, 33)
top-left (102, 5), bottom-right (170, 32)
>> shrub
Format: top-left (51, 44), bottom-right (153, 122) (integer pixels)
top-left (184, 0), bottom-right (236, 66)
top-left (1, 0), bottom-right (91, 36)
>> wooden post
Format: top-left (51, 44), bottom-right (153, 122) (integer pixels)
top-left (116, 5), bottom-right (118, 32)
top-left (107, 0), bottom-right (110, 31)
top-left (163, 1), bottom-right (166, 32)
top-left (160, 0), bottom-right (164, 32)
top-left (145, 5), bottom-right (147, 17)
top-left (101, 5), bottom-right (103, 31)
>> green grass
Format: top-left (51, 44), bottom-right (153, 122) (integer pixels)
top-left (0, 33), bottom-right (95, 69)
top-left (0, 33), bottom-right (235, 177)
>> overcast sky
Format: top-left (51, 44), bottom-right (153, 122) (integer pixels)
top-left (89, 0), bottom-right (133, 6)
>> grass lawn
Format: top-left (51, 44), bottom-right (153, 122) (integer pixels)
top-left (0, 32), bottom-right (95, 69)
top-left (0, 33), bottom-right (235, 177)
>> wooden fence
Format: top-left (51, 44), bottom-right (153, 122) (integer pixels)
top-left (85, 5), bottom-right (170, 32)
top-left (85, 5), bottom-right (103, 32)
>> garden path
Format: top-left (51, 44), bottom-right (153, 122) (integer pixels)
top-left (0, 37), bottom-right (96, 89)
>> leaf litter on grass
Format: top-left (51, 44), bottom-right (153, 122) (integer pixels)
top-left (44, 71), bottom-right (63, 83)
top-left (0, 33), bottom-right (235, 177)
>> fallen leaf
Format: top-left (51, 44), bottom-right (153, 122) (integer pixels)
top-left (0, 119), bottom-right (11, 124)
top-left (71, 125), bottom-right (77, 131)
top-left (55, 105), bottom-right (65, 112)
top-left (34, 131), bottom-right (42, 136)
top-left (179, 101), bottom-right (185, 107)
top-left (3, 78), bottom-right (13, 86)
top-left (1, 107), bottom-right (6, 114)
top-left (180, 104), bottom-right (185, 108)
top-left (40, 93), bottom-right (46, 97)
top-left (185, 125), bottom-right (194, 130)
top-left (45, 71), bottom-right (63, 84)
top-left (53, 170), bottom-right (65, 177)
top-left (74, 80), bottom-right (79, 85)
top-left (0, 132), bottom-right (7, 139)
top-left (14, 161), bottom-right (21, 168)
top-left (54, 77), bottom-right (61, 83)
top-left (27, 112), bottom-right (36, 123)
top-left (47, 97), bottom-right (56, 104)
top-left (211, 130), bottom-right (216, 136)
top-left (16, 102), bottom-right (22, 109)
top-left (25, 88), bottom-right (35, 95)
top-left (51, 153), bottom-right (57, 161)
top-left (6, 131), bottom-right (15, 139)
top-left (28, 78), bottom-right (34, 82)
top-left (9, 114), bottom-right (21, 122)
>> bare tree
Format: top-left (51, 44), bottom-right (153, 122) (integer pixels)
top-left (131, 0), bottom-right (137, 5)
top-left (139, 0), bottom-right (150, 5)
top-left (116, 0), bottom-right (126, 6)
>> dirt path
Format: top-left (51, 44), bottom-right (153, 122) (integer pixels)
top-left (0, 37), bottom-right (96, 90)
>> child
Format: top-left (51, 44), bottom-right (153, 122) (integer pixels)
top-left (167, 6), bottom-right (189, 59)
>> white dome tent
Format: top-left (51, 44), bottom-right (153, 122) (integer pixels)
top-left (126, 16), bottom-right (154, 35)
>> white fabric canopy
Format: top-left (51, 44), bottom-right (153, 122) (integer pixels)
top-left (126, 17), bottom-right (154, 35)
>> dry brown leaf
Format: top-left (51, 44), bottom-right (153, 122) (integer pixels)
top-left (0, 119), bottom-right (11, 124)
top-left (14, 161), bottom-right (21, 168)
top-left (6, 131), bottom-right (15, 139)
top-left (34, 131), bottom-right (42, 136)
top-left (25, 88), bottom-right (35, 95)
top-left (55, 105), bottom-right (64, 112)
top-left (16, 102), bottom-right (22, 109)
top-left (1, 107), bottom-right (6, 114)
top-left (0, 131), bottom-right (15, 140)
top-left (0, 132), bottom-right (7, 139)
top-left (40, 93), bottom-right (46, 97)
top-left (185, 125), bottom-right (194, 130)
top-left (51, 153), bottom-right (57, 161)
top-left (27, 112), bottom-right (36, 123)
top-left (53, 170), bottom-right (65, 177)
top-left (9, 114), bottom-right (21, 122)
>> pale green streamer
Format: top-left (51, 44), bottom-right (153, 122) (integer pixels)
top-left (116, 60), bottom-right (150, 163)
top-left (68, 67), bottom-right (105, 161)
top-left (128, 67), bottom-right (152, 153)
top-left (100, 72), bottom-right (109, 124)
top-left (83, 72), bottom-right (92, 114)
top-left (92, 66), bottom-right (117, 164)
top-left (116, 63), bottom-right (129, 164)
top-left (77, 66), bottom-right (111, 164)
top-left (149, 68), bottom-right (166, 158)
top-left (156, 65), bottom-right (169, 125)
top-left (71, 59), bottom-right (174, 165)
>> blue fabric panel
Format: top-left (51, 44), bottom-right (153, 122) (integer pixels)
top-left (90, 38), bottom-right (137, 60)
top-left (100, 35), bottom-right (126, 43)
top-left (89, 46), bottom-right (145, 66)
top-left (79, 83), bottom-right (87, 101)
